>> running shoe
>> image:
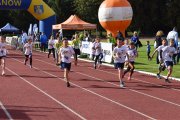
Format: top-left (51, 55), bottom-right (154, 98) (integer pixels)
top-left (94, 64), bottom-right (96, 69)
top-left (156, 74), bottom-right (161, 79)
top-left (67, 82), bottom-right (70, 87)
top-left (120, 81), bottom-right (125, 88)
top-left (165, 79), bottom-right (171, 83)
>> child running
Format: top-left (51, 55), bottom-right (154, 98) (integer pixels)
top-left (55, 37), bottom-right (62, 65)
top-left (59, 38), bottom-right (75, 87)
top-left (150, 38), bottom-right (167, 79)
top-left (113, 38), bottom-right (129, 88)
top-left (48, 35), bottom-right (55, 61)
top-left (92, 37), bottom-right (103, 69)
top-left (24, 37), bottom-right (33, 68)
top-left (0, 36), bottom-right (7, 76)
top-left (161, 39), bottom-right (176, 83)
top-left (123, 42), bottom-right (138, 81)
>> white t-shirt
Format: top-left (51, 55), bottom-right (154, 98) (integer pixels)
top-left (167, 30), bottom-right (178, 47)
top-left (92, 42), bottom-right (102, 55)
top-left (125, 48), bottom-right (137, 62)
top-left (60, 46), bottom-right (75, 63)
top-left (48, 39), bottom-right (55, 49)
top-left (156, 45), bottom-right (166, 61)
top-left (0, 43), bottom-right (7, 57)
top-left (162, 46), bottom-right (176, 62)
top-left (113, 46), bottom-right (128, 63)
top-left (24, 43), bottom-right (33, 55)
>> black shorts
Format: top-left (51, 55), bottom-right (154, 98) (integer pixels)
top-left (164, 61), bottom-right (173, 67)
top-left (60, 62), bottom-right (71, 71)
top-left (114, 63), bottom-right (125, 69)
top-left (74, 48), bottom-right (80, 55)
top-left (0, 56), bottom-right (6, 59)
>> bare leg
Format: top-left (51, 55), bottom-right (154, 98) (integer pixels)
top-left (64, 68), bottom-right (70, 87)
top-left (1, 58), bottom-right (5, 75)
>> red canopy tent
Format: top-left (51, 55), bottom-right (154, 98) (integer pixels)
top-left (52, 15), bottom-right (97, 30)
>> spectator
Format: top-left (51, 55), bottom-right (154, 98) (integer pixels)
top-left (40, 32), bottom-right (48, 52)
top-left (131, 31), bottom-right (140, 49)
top-left (167, 27), bottom-right (179, 64)
top-left (116, 31), bottom-right (124, 41)
top-left (146, 41), bottom-right (151, 60)
top-left (154, 30), bottom-right (164, 64)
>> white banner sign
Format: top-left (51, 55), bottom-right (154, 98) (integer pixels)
top-left (81, 41), bottom-right (113, 63)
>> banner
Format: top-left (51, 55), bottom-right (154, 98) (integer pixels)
top-left (81, 41), bottom-right (113, 63)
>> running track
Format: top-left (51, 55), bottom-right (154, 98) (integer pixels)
top-left (0, 47), bottom-right (180, 120)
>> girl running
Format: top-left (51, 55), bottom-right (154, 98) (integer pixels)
top-left (92, 37), bottom-right (103, 69)
top-left (113, 38), bottom-right (129, 88)
top-left (0, 36), bottom-right (7, 76)
top-left (123, 42), bottom-right (138, 81)
top-left (59, 38), bottom-right (75, 87)
top-left (48, 35), bottom-right (55, 61)
top-left (24, 37), bottom-right (33, 68)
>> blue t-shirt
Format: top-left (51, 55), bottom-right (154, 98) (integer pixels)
top-left (147, 44), bottom-right (151, 52)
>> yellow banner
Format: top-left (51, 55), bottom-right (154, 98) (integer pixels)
top-left (27, 0), bottom-right (55, 20)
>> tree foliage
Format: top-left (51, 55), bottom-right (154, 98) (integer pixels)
top-left (0, 0), bottom-right (179, 36)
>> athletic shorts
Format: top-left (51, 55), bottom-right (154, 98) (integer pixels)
top-left (0, 56), bottom-right (6, 59)
top-left (60, 62), bottom-right (71, 71)
top-left (164, 61), bottom-right (173, 67)
top-left (114, 63), bottom-right (125, 69)
top-left (74, 48), bottom-right (80, 55)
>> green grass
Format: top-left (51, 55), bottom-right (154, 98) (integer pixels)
top-left (135, 39), bottom-right (180, 78)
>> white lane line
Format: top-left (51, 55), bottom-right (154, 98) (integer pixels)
top-left (94, 67), bottom-right (180, 92)
top-left (35, 58), bottom-right (180, 108)
top-left (11, 58), bottom-right (157, 120)
top-left (32, 51), bottom-right (180, 92)
top-left (6, 67), bottom-right (87, 120)
top-left (0, 101), bottom-right (13, 120)
top-left (78, 58), bottom-right (180, 81)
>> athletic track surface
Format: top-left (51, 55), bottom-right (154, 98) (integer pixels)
top-left (0, 47), bottom-right (180, 120)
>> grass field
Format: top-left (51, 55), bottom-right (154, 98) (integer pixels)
top-left (136, 39), bottom-right (180, 78)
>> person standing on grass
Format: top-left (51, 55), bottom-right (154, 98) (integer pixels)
top-left (92, 37), bottom-right (103, 69)
top-left (146, 41), bottom-right (151, 60)
top-left (72, 34), bottom-right (81, 66)
top-left (131, 31), bottom-right (139, 49)
top-left (59, 38), bottom-right (75, 87)
top-left (24, 37), bottom-right (33, 68)
top-left (122, 42), bottom-right (138, 81)
top-left (162, 39), bottom-right (176, 83)
top-left (150, 38), bottom-right (167, 79)
top-left (0, 36), bottom-right (7, 76)
top-left (167, 27), bottom-right (179, 65)
top-left (113, 38), bottom-right (129, 88)
top-left (48, 35), bottom-right (55, 61)
top-left (154, 30), bottom-right (164, 64)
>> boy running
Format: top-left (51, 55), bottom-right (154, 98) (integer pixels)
top-left (113, 38), bottom-right (129, 88)
top-left (150, 38), bottom-right (167, 79)
top-left (24, 37), bottom-right (33, 68)
top-left (162, 39), bottom-right (176, 83)
top-left (0, 36), bottom-right (7, 76)
top-left (59, 38), bottom-right (75, 87)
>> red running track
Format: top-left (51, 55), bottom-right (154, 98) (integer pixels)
top-left (0, 47), bottom-right (180, 120)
